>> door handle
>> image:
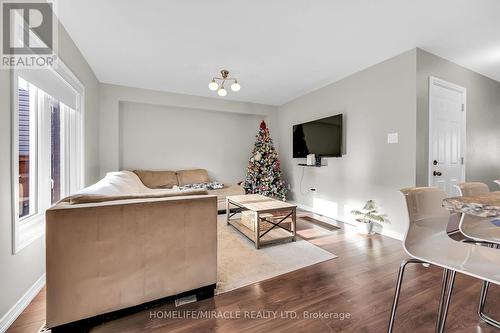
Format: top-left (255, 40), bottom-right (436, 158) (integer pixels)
top-left (433, 171), bottom-right (442, 176)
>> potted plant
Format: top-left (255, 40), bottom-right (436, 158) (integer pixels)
top-left (351, 200), bottom-right (386, 234)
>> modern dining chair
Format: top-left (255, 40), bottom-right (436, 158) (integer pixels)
top-left (455, 182), bottom-right (500, 328)
top-left (389, 187), bottom-right (500, 333)
top-left (455, 182), bottom-right (490, 197)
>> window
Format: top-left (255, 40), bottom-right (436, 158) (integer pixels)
top-left (50, 100), bottom-right (62, 204)
top-left (12, 63), bottom-right (84, 253)
top-left (17, 78), bottom-right (36, 219)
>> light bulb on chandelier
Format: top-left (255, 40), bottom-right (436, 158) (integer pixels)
top-left (208, 79), bottom-right (219, 91)
top-left (217, 86), bottom-right (227, 97)
top-left (231, 81), bottom-right (240, 92)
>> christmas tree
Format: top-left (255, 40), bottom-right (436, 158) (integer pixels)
top-left (243, 120), bottom-right (287, 200)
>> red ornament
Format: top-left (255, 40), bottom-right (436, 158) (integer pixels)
top-left (260, 120), bottom-right (267, 130)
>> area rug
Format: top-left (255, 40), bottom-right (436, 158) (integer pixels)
top-left (216, 215), bottom-right (337, 294)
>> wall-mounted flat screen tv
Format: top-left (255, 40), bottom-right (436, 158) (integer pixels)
top-left (293, 114), bottom-right (343, 158)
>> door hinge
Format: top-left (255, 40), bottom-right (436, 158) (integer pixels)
top-left (461, 104), bottom-right (465, 112)
top-left (460, 157), bottom-right (464, 165)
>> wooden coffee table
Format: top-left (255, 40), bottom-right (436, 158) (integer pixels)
top-left (226, 194), bottom-right (297, 249)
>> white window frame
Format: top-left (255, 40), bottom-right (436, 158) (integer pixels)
top-left (11, 60), bottom-right (85, 254)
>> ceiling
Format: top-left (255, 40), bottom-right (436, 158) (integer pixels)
top-left (56, 0), bottom-right (500, 105)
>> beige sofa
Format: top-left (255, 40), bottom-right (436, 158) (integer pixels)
top-left (133, 169), bottom-right (245, 211)
top-left (46, 171), bottom-right (217, 331)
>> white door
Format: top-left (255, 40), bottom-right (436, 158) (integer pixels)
top-left (429, 77), bottom-right (466, 196)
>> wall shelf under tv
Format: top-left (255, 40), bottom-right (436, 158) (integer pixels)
top-left (297, 163), bottom-right (322, 167)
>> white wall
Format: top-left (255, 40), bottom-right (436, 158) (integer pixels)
top-left (120, 102), bottom-right (263, 183)
top-left (276, 50), bottom-right (417, 239)
top-left (0, 23), bottom-right (100, 325)
top-left (100, 84), bottom-right (278, 178)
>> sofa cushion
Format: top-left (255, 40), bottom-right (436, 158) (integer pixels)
top-left (207, 183), bottom-right (245, 211)
top-left (133, 170), bottom-right (178, 188)
top-left (176, 169), bottom-right (210, 186)
top-left (207, 183), bottom-right (245, 198)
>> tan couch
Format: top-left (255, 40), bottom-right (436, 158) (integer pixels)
top-left (133, 169), bottom-right (245, 211)
top-left (45, 171), bottom-right (217, 331)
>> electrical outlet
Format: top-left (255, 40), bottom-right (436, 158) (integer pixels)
top-left (287, 183), bottom-right (291, 190)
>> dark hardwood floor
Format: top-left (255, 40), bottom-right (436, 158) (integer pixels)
top-left (6, 213), bottom-right (500, 333)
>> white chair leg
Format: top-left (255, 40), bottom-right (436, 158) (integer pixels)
top-left (388, 258), bottom-right (426, 333)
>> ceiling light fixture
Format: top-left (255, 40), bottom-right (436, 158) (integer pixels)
top-left (209, 69), bottom-right (240, 97)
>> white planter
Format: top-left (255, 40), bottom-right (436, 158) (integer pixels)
top-left (357, 221), bottom-right (373, 235)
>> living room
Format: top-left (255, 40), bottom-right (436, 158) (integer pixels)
top-left (1, 1), bottom-right (500, 332)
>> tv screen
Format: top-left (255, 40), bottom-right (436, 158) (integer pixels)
top-left (293, 114), bottom-right (343, 158)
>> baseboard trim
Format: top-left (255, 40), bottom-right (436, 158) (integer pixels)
top-left (379, 228), bottom-right (404, 241)
top-left (0, 273), bottom-right (46, 333)
top-left (293, 201), bottom-right (404, 241)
